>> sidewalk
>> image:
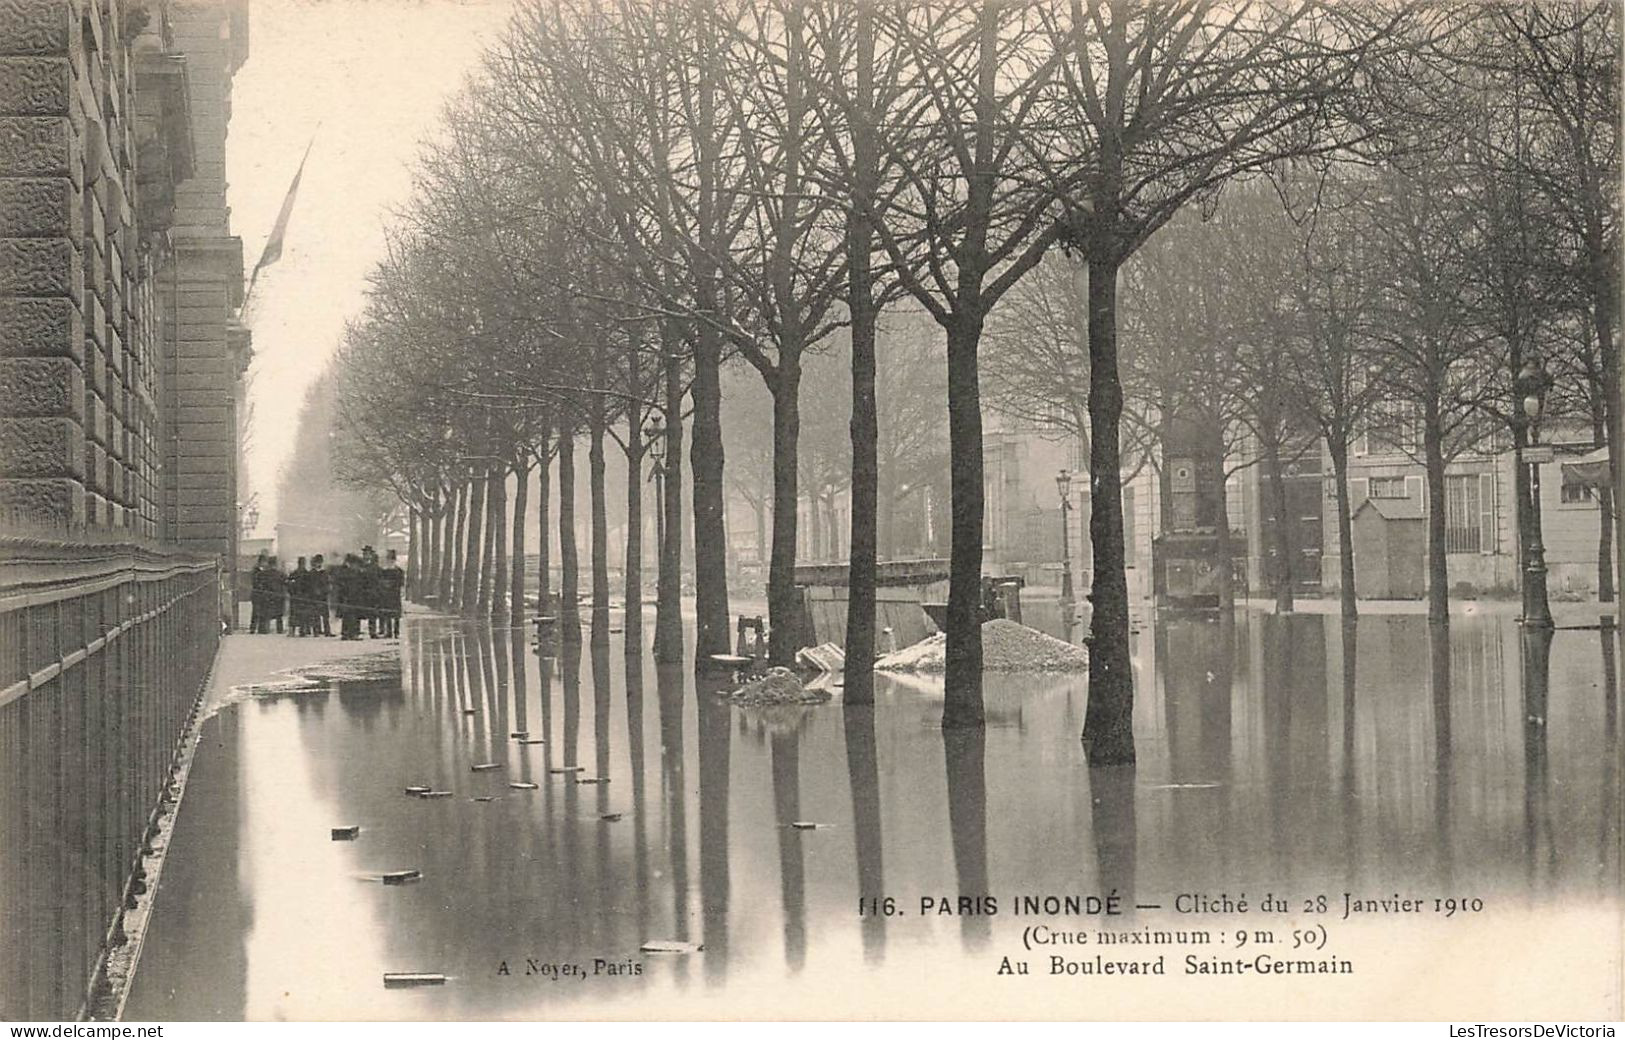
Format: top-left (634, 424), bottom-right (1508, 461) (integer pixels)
top-left (203, 630), bottom-right (402, 713)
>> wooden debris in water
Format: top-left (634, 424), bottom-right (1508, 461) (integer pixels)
top-left (383, 972), bottom-right (445, 987)
top-left (331, 825), bottom-right (361, 840)
top-left (471, 762), bottom-right (501, 772)
top-left (549, 765), bottom-right (584, 775)
top-left (417, 790), bottom-right (453, 799)
top-left (518, 738), bottom-right (546, 745)
top-left (510, 731), bottom-right (528, 739)
top-left (403, 785), bottom-right (430, 796)
top-left (599, 813), bottom-right (624, 823)
top-left (640, 940), bottom-right (703, 954)
top-left (575, 776), bottom-right (609, 785)
top-left (789, 821), bottom-right (827, 831)
top-left (382, 869), bottom-right (421, 885)
top-left (508, 781), bottom-right (539, 791)
top-left (470, 796), bottom-right (498, 803)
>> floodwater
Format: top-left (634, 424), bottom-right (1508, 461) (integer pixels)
top-left (124, 611), bottom-right (1623, 1020)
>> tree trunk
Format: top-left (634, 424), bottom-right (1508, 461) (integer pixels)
top-left (768, 367), bottom-right (802, 665)
top-left (1599, 484), bottom-right (1616, 602)
top-left (437, 485), bottom-right (455, 608)
top-left (1083, 252), bottom-right (1134, 764)
top-left (559, 431), bottom-right (581, 634)
top-left (589, 411), bottom-right (611, 641)
top-left (406, 504), bottom-right (420, 601)
top-left (625, 412), bottom-right (644, 656)
top-left (449, 481), bottom-right (469, 611)
top-left (479, 468), bottom-right (500, 616)
top-left (1215, 469), bottom-right (1235, 615)
top-left (463, 473), bottom-right (487, 618)
top-left (843, 0), bottom-right (880, 705)
top-left (491, 468), bottom-right (509, 621)
top-left (655, 354), bottom-right (685, 663)
top-left (511, 459), bottom-right (529, 626)
top-left (427, 491), bottom-right (442, 606)
top-left (1423, 417), bottom-right (1450, 624)
top-left (1262, 434), bottom-right (1295, 614)
top-left (691, 339), bottom-right (731, 669)
top-left (1330, 439), bottom-right (1357, 619)
top-left (942, 312), bottom-right (986, 729)
top-left (536, 443), bottom-right (552, 617)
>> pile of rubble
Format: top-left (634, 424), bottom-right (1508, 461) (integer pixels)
top-left (874, 618), bottom-right (1089, 674)
top-left (726, 667), bottom-right (833, 707)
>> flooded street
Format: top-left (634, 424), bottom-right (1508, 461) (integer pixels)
top-left (124, 611), bottom-right (1622, 1020)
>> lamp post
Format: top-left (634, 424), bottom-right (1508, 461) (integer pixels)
top-left (1518, 357), bottom-right (1554, 629)
top-left (1056, 469), bottom-right (1076, 639)
top-left (645, 417), bottom-right (666, 564)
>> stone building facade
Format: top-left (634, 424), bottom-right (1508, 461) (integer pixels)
top-left (0, 0), bottom-right (248, 584)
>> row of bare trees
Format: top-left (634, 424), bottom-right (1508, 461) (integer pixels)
top-left (319, 0), bottom-right (1618, 765)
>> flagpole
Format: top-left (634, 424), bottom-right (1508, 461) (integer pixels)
top-left (240, 126), bottom-right (320, 320)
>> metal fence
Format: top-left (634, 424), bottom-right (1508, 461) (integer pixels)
top-left (0, 538), bottom-right (221, 1021)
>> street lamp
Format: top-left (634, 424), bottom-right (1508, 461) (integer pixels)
top-left (1056, 469), bottom-right (1076, 638)
top-left (645, 417), bottom-right (666, 561)
top-left (1517, 357), bottom-right (1553, 629)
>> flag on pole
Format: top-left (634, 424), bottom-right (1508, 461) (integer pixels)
top-left (243, 131), bottom-right (317, 311)
top-left (254, 133), bottom-right (316, 273)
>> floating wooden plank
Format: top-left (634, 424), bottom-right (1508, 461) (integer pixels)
top-left (549, 765), bottom-right (584, 775)
top-left (331, 825), bottom-right (361, 840)
top-left (383, 973), bottom-right (445, 988)
top-left (789, 821), bottom-right (827, 831)
top-left (417, 790), bottom-right (453, 799)
top-left (471, 762), bottom-right (501, 772)
top-left (470, 796), bottom-right (498, 803)
top-left (508, 781), bottom-right (539, 791)
top-left (575, 776), bottom-right (609, 785)
top-left (518, 738), bottom-right (546, 745)
top-left (640, 940), bottom-right (703, 954)
top-left (510, 731), bottom-right (528, 739)
top-left (403, 786), bottom-right (431, 796)
top-left (461, 708), bottom-right (477, 715)
top-left (382, 869), bottom-right (421, 885)
top-left (599, 813), bottom-right (624, 823)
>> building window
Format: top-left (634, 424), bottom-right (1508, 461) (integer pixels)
top-left (1369, 475), bottom-right (1408, 499)
top-left (1561, 482), bottom-right (1596, 505)
top-left (1445, 474), bottom-right (1481, 553)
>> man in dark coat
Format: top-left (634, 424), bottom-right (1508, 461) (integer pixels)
top-left (360, 546), bottom-right (383, 638)
top-left (309, 554), bottom-right (333, 637)
top-left (266, 556), bottom-right (287, 634)
top-left (249, 551), bottom-right (272, 634)
top-left (288, 557), bottom-right (312, 636)
top-left (334, 554), bottom-right (363, 640)
top-left (379, 549), bottom-right (405, 638)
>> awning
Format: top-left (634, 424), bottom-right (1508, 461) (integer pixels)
top-left (1561, 447), bottom-right (1612, 489)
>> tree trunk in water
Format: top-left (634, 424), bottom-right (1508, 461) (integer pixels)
top-left (843, 0), bottom-right (880, 705)
top-left (1599, 484), bottom-right (1616, 602)
top-left (427, 492), bottom-right (442, 606)
top-left (691, 338), bottom-right (731, 669)
top-left (464, 473), bottom-right (486, 618)
top-left (624, 413), bottom-right (644, 656)
top-left (589, 414), bottom-right (611, 641)
top-left (449, 481), bottom-right (469, 611)
top-left (558, 431), bottom-right (580, 635)
top-left (437, 485), bottom-right (456, 607)
top-left (1083, 253), bottom-right (1134, 764)
top-left (1215, 471), bottom-right (1235, 615)
top-left (479, 468), bottom-right (500, 616)
top-left (511, 460), bottom-right (529, 626)
top-left (536, 446), bottom-right (552, 617)
top-left (942, 313), bottom-right (986, 729)
top-left (1423, 420), bottom-right (1450, 624)
top-left (1330, 439), bottom-right (1357, 619)
top-left (406, 504), bottom-right (420, 601)
top-left (654, 355), bottom-right (685, 663)
top-left (767, 368), bottom-right (803, 666)
top-left (491, 469), bottom-right (509, 621)
top-left (1263, 435), bottom-right (1295, 614)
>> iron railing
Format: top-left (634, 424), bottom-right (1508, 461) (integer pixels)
top-left (0, 537), bottom-right (221, 1021)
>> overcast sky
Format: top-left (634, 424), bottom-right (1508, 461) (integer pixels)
top-left (228, 0), bottom-right (511, 537)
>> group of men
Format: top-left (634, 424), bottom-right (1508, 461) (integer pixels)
top-left (248, 546), bottom-right (406, 641)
